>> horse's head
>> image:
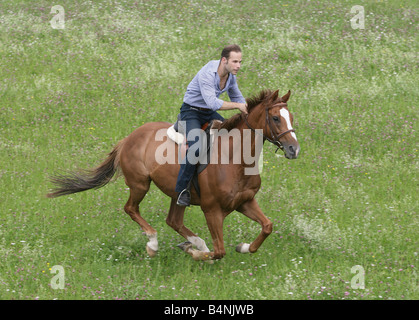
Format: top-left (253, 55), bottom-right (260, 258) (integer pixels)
top-left (246, 89), bottom-right (300, 159)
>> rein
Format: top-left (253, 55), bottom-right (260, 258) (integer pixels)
top-left (244, 104), bottom-right (295, 153)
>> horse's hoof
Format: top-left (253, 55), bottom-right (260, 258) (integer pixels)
top-left (177, 241), bottom-right (192, 252)
top-left (146, 245), bottom-right (158, 257)
top-left (191, 250), bottom-right (213, 261)
top-left (236, 243), bottom-right (250, 253)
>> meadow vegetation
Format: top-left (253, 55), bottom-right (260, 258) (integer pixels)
top-left (0, 0), bottom-right (417, 300)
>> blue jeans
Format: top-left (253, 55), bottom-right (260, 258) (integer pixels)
top-left (175, 103), bottom-right (224, 192)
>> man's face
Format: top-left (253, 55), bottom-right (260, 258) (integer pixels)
top-left (224, 51), bottom-right (242, 75)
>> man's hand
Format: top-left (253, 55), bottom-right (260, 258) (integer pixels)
top-left (237, 103), bottom-right (248, 114)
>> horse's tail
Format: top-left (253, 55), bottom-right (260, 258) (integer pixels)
top-left (46, 139), bottom-right (126, 198)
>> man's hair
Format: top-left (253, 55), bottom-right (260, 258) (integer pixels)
top-left (221, 44), bottom-right (241, 60)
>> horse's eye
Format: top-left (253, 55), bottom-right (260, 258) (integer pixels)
top-left (273, 116), bottom-right (279, 122)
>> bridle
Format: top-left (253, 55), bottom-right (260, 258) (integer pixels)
top-left (244, 103), bottom-right (295, 153)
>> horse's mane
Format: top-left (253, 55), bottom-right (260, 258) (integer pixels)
top-left (217, 89), bottom-right (276, 131)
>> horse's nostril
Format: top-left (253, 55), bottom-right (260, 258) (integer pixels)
top-left (289, 145), bottom-right (295, 154)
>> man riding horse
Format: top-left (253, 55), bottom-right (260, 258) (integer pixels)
top-left (176, 44), bottom-right (248, 206)
top-left (47, 44), bottom-right (300, 261)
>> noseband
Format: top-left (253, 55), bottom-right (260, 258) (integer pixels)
top-left (244, 103), bottom-right (295, 153)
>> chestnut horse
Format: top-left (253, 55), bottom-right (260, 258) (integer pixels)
top-left (47, 89), bottom-right (300, 261)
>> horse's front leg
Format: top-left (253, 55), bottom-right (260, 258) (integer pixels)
top-left (178, 209), bottom-right (226, 261)
top-left (203, 210), bottom-right (227, 260)
top-left (236, 198), bottom-right (272, 254)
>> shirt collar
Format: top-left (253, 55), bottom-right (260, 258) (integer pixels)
top-left (208, 59), bottom-right (220, 73)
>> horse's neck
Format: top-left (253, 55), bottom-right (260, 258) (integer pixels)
top-left (213, 121), bottom-right (264, 174)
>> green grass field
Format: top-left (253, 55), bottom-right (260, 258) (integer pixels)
top-left (0, 0), bottom-right (417, 300)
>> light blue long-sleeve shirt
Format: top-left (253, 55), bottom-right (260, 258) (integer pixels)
top-left (183, 60), bottom-right (246, 111)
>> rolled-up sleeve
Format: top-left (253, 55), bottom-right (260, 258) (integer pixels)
top-left (198, 72), bottom-right (224, 111)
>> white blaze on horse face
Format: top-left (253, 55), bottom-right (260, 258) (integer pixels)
top-left (279, 108), bottom-right (297, 141)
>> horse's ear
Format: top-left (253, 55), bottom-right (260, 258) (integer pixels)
top-left (281, 90), bottom-right (291, 103)
top-left (270, 89), bottom-right (279, 102)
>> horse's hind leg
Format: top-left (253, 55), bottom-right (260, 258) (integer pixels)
top-left (124, 179), bottom-right (158, 257)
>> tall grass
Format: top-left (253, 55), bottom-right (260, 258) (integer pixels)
top-left (0, 0), bottom-right (417, 300)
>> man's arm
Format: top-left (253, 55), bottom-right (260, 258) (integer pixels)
top-left (198, 68), bottom-right (247, 113)
top-left (228, 78), bottom-right (246, 104)
top-left (225, 76), bottom-right (247, 113)
top-left (219, 101), bottom-right (248, 114)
